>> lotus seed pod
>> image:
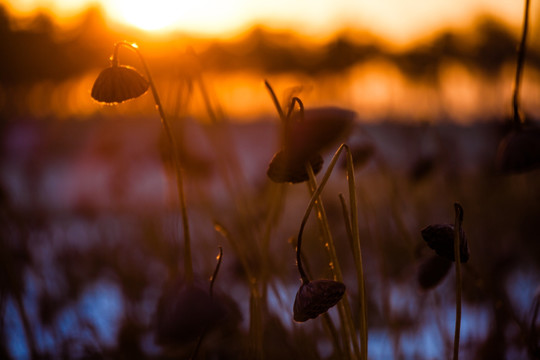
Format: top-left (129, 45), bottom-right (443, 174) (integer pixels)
top-left (293, 279), bottom-right (346, 322)
top-left (267, 150), bottom-right (323, 183)
top-left (91, 65), bottom-right (149, 104)
top-left (421, 224), bottom-right (469, 263)
top-left (154, 279), bottom-right (225, 347)
top-left (417, 255), bottom-right (453, 290)
top-left (496, 127), bottom-right (540, 174)
top-left (285, 107), bottom-right (355, 161)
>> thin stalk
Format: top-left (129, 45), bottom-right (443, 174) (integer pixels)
top-left (285, 97), bottom-right (304, 121)
top-left (113, 41), bottom-right (193, 282)
top-left (298, 144), bottom-right (361, 359)
top-left (264, 80), bottom-right (286, 122)
top-left (345, 147), bottom-right (368, 360)
top-left (190, 247), bottom-right (224, 359)
top-left (306, 166), bottom-right (360, 359)
top-left (290, 236), bottom-right (344, 358)
top-left (453, 203), bottom-right (463, 360)
top-left (512, 0), bottom-right (531, 126)
top-left (214, 222), bottom-right (262, 358)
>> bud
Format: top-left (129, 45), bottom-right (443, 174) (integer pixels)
top-left (417, 255), bottom-right (452, 290)
top-left (285, 107), bottom-right (355, 160)
top-left (267, 107), bottom-right (355, 184)
top-left (421, 224), bottom-right (469, 263)
top-left (293, 279), bottom-right (346, 322)
top-left (91, 65), bottom-right (149, 104)
top-left (496, 127), bottom-right (540, 174)
top-left (154, 279), bottom-right (225, 347)
top-left (267, 150), bottom-right (323, 183)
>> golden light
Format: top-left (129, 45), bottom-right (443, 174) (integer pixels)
top-left (1, 0), bottom-right (526, 43)
top-left (107, 0), bottom-right (183, 32)
top-left (106, 0), bottom-right (251, 35)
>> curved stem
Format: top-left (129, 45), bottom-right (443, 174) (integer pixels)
top-left (264, 80), bottom-right (286, 122)
top-left (304, 153), bottom-right (361, 359)
top-left (512, 0), bottom-right (530, 126)
top-left (296, 144), bottom-right (350, 284)
top-left (453, 203), bottom-right (463, 360)
top-left (209, 247), bottom-right (223, 298)
top-left (113, 41), bottom-right (193, 282)
top-left (286, 97), bottom-right (305, 121)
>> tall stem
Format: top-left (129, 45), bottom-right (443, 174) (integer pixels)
top-left (453, 203), bottom-right (463, 360)
top-left (113, 42), bottom-right (193, 282)
top-left (512, 0), bottom-right (531, 126)
top-left (298, 144), bottom-right (362, 359)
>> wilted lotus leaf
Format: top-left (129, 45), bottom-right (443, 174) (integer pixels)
top-left (293, 279), bottom-right (346, 322)
top-left (285, 107), bottom-right (355, 161)
top-left (421, 224), bottom-right (469, 263)
top-left (267, 150), bottom-right (324, 183)
top-left (154, 279), bottom-right (225, 347)
top-left (417, 255), bottom-right (453, 290)
top-left (496, 127), bottom-right (540, 174)
top-left (91, 65), bottom-right (149, 104)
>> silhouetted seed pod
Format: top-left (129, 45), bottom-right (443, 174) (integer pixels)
top-left (154, 279), bottom-right (225, 347)
top-left (267, 150), bottom-right (323, 183)
top-left (293, 279), bottom-right (346, 322)
top-left (421, 224), bottom-right (469, 263)
top-left (496, 127), bottom-right (540, 174)
top-left (417, 255), bottom-right (453, 290)
top-left (285, 107), bottom-right (355, 161)
top-left (91, 65), bottom-right (149, 104)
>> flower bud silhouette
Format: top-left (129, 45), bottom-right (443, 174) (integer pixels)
top-left (154, 279), bottom-right (225, 347)
top-left (267, 150), bottom-right (323, 183)
top-left (264, 83), bottom-right (355, 184)
top-left (417, 255), bottom-right (452, 290)
top-left (496, 127), bottom-right (540, 174)
top-left (284, 107), bottom-right (355, 161)
top-left (267, 107), bottom-right (354, 183)
top-left (421, 223), bottom-right (469, 263)
top-left (293, 279), bottom-right (346, 322)
top-left (91, 64), bottom-right (149, 104)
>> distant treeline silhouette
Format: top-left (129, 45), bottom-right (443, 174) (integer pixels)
top-left (0, 4), bottom-right (538, 85)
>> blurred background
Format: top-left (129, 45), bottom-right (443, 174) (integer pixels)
top-left (1, 0), bottom-right (540, 359)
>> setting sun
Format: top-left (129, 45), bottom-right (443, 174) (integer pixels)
top-left (106, 0), bottom-right (252, 35)
top-left (108, 0), bottom-right (183, 31)
top-left (1, 0), bottom-right (525, 43)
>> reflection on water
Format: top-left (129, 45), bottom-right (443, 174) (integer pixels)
top-left (6, 63), bottom-right (540, 123)
top-left (2, 6), bottom-right (540, 359)
top-left (2, 116), bottom-right (540, 358)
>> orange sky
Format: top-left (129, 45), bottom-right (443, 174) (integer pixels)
top-left (1, 0), bottom-right (530, 45)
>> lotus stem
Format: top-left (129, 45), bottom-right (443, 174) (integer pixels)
top-left (453, 203), bottom-right (464, 360)
top-left (112, 41), bottom-right (193, 282)
top-left (512, 0), bottom-right (531, 126)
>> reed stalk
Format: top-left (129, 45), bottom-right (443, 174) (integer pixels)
top-left (112, 41), bottom-right (193, 282)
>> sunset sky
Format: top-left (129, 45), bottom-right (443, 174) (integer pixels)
top-left (1, 0), bottom-right (530, 44)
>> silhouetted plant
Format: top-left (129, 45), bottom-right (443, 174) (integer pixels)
top-left (419, 203), bottom-right (468, 360)
top-left (417, 254), bottom-right (452, 290)
top-left (91, 41), bottom-right (194, 282)
top-left (155, 248), bottom-right (226, 355)
top-left (292, 142), bottom-right (368, 359)
top-left (496, 0), bottom-right (540, 174)
top-left (91, 64), bottom-right (148, 104)
top-left (265, 81), bottom-right (354, 183)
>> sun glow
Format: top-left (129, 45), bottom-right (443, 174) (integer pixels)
top-left (106, 0), bottom-right (250, 34)
top-left (0, 0), bottom-right (527, 43)
top-left (110, 0), bottom-right (182, 31)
